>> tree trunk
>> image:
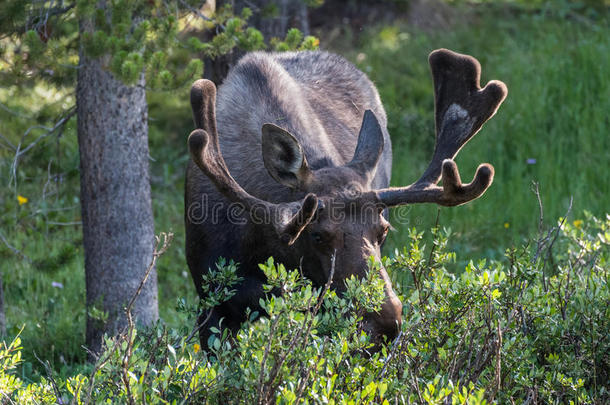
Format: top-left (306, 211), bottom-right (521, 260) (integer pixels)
top-left (242, 0), bottom-right (309, 39)
top-left (204, 0), bottom-right (310, 85)
top-left (77, 27), bottom-right (157, 354)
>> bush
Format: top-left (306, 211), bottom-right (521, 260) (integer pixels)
top-left (1, 214), bottom-right (608, 404)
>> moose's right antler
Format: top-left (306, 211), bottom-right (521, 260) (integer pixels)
top-left (188, 79), bottom-right (317, 245)
top-left (374, 49), bottom-right (507, 207)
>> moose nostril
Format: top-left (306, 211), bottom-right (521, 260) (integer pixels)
top-left (364, 314), bottom-right (400, 343)
top-left (364, 294), bottom-right (403, 343)
top-left (383, 297), bottom-right (403, 337)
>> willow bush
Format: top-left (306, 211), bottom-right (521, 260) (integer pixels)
top-left (1, 213), bottom-right (608, 404)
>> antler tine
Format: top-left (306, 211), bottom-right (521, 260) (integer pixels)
top-left (188, 80), bottom-right (317, 245)
top-left (376, 160), bottom-right (494, 207)
top-left (416, 49), bottom-right (507, 187)
top-left (191, 78), bottom-right (217, 133)
top-left (189, 80), bottom-right (260, 209)
top-left (373, 49), bottom-right (505, 208)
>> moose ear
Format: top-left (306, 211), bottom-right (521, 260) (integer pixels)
top-left (347, 110), bottom-right (384, 183)
top-left (262, 123), bottom-right (312, 189)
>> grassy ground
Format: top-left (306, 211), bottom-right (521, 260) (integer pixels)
top-left (0, 7), bottom-right (608, 378)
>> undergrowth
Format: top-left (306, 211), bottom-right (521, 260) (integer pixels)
top-left (1, 214), bottom-right (608, 403)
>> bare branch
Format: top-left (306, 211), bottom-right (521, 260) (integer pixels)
top-left (9, 106), bottom-right (76, 188)
top-left (377, 330), bottom-right (403, 379)
top-left (33, 351), bottom-right (65, 404)
top-left (25, 2), bottom-right (76, 34)
top-left (120, 232), bottom-right (174, 405)
top-left (0, 230), bottom-right (32, 263)
top-left (0, 101), bottom-right (32, 119)
top-left (261, 251), bottom-right (337, 404)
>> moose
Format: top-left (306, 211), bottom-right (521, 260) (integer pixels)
top-left (185, 49), bottom-right (507, 347)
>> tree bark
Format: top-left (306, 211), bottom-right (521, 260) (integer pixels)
top-left (242, 0), bottom-right (309, 39)
top-left (77, 26), bottom-right (157, 354)
top-left (203, 0), bottom-right (310, 85)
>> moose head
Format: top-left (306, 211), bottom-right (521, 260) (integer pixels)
top-left (187, 49), bottom-right (507, 344)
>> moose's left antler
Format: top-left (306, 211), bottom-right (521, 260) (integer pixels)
top-left (188, 79), bottom-right (318, 245)
top-left (375, 49), bottom-right (507, 207)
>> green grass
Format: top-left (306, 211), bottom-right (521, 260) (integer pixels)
top-left (0, 7), bottom-right (608, 378)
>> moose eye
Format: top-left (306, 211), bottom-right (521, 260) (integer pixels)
top-left (311, 232), bottom-right (324, 244)
top-left (378, 227), bottom-right (389, 244)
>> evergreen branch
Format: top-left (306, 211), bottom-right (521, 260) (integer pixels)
top-left (176, 0), bottom-right (217, 25)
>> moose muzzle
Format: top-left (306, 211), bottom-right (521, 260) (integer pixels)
top-left (363, 269), bottom-right (403, 343)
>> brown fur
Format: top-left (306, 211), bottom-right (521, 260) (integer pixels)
top-left (185, 49), bottom-right (507, 347)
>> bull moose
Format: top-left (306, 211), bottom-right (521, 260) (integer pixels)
top-left (185, 49), bottom-right (507, 347)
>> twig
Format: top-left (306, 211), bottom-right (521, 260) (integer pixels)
top-left (256, 313), bottom-right (282, 404)
top-left (449, 311), bottom-right (474, 379)
top-left (33, 351), bottom-right (64, 404)
top-left (0, 132), bottom-right (17, 151)
top-left (183, 307), bottom-right (215, 345)
top-left (46, 221), bottom-right (82, 226)
top-left (293, 336), bottom-right (328, 404)
top-left (41, 160), bottom-right (56, 218)
top-left (409, 366), bottom-right (424, 404)
top-left (140, 328), bottom-right (166, 404)
top-left (377, 330), bottom-right (404, 379)
top-left (0, 391), bottom-right (17, 405)
top-left (487, 322), bottom-right (503, 402)
top-left (9, 107), bottom-right (76, 188)
top-left (427, 208), bottom-right (441, 266)
top-left (259, 251), bottom-right (337, 404)
top-left (311, 250), bottom-right (337, 323)
top-left (0, 101), bottom-right (32, 119)
top-left (241, 0), bottom-right (262, 12)
top-left (533, 182), bottom-right (544, 238)
top-left (263, 251), bottom-right (337, 403)
top-left (125, 232), bottom-right (174, 316)
top-left (532, 184), bottom-right (573, 292)
top-left (121, 232), bottom-right (174, 405)
top-left (80, 336), bottom-right (122, 405)
top-left (25, 2), bottom-right (76, 33)
top-left (178, 0), bottom-right (219, 24)
top-left (0, 230), bottom-right (32, 263)
top-left (542, 197), bottom-right (573, 273)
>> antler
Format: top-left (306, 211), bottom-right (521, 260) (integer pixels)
top-left (188, 79), bottom-right (317, 244)
top-left (375, 49), bottom-right (507, 207)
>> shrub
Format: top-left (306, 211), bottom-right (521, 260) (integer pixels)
top-left (1, 213), bottom-right (608, 404)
